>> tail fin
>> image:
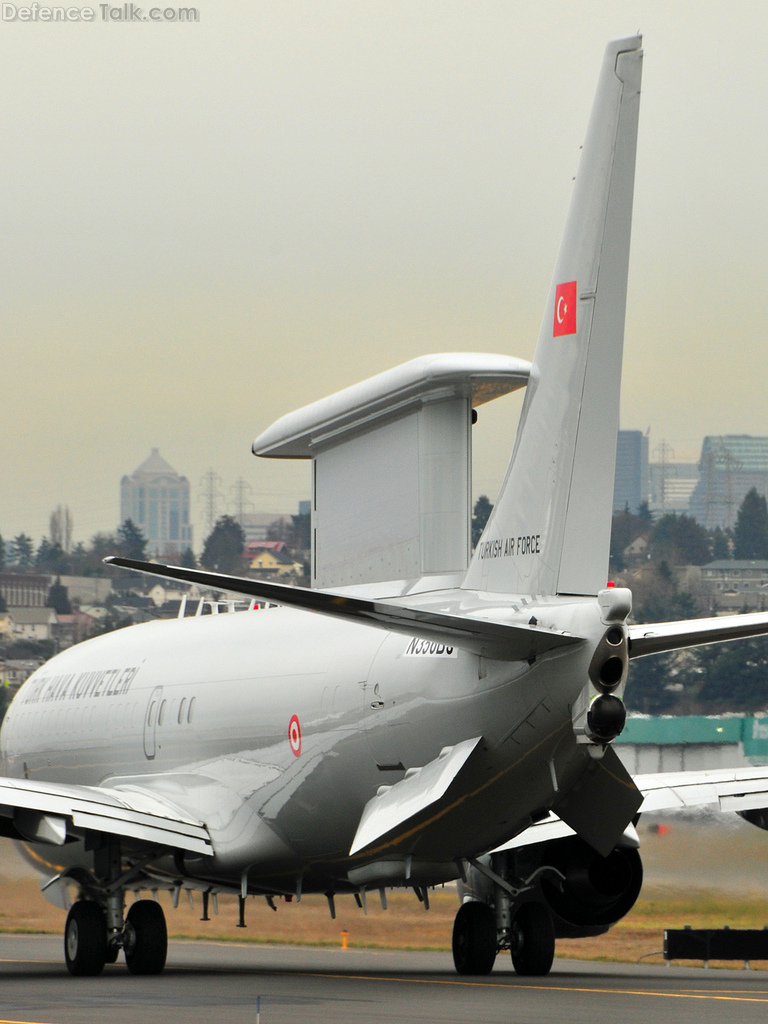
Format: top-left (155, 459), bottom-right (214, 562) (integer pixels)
top-left (463, 36), bottom-right (643, 597)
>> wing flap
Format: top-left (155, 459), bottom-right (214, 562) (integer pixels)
top-left (0, 777), bottom-right (212, 856)
top-left (105, 557), bottom-right (584, 661)
top-left (628, 612), bottom-right (768, 658)
top-left (350, 737), bottom-right (483, 856)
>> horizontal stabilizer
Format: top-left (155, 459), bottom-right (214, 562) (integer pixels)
top-left (628, 611), bottom-right (768, 658)
top-left (350, 737), bottom-right (483, 856)
top-left (105, 558), bottom-right (584, 662)
top-left (0, 776), bottom-right (212, 855)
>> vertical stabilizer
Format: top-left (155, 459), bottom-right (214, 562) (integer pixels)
top-left (463, 36), bottom-right (642, 597)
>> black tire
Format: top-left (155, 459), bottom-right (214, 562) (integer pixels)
top-left (105, 944), bottom-right (120, 964)
top-left (510, 902), bottom-right (555, 976)
top-left (452, 901), bottom-right (497, 975)
top-left (64, 901), bottom-right (108, 977)
top-left (124, 900), bottom-right (168, 976)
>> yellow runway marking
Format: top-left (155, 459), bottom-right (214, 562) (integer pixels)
top-left (298, 971), bottom-right (768, 1003)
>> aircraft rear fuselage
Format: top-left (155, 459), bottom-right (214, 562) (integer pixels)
top-left (0, 593), bottom-right (602, 890)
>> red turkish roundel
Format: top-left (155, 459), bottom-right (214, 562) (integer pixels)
top-left (553, 281), bottom-right (577, 336)
top-left (288, 714), bottom-right (302, 757)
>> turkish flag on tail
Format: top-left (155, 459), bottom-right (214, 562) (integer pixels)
top-left (553, 281), bottom-right (577, 336)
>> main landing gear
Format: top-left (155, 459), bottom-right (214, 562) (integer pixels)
top-left (62, 835), bottom-right (168, 977)
top-left (64, 898), bottom-right (168, 976)
top-left (452, 898), bottom-right (555, 976)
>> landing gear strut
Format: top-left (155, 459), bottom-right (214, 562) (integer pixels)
top-left (453, 851), bottom-right (558, 978)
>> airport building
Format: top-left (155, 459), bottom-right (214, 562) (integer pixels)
top-left (120, 449), bottom-right (193, 558)
top-left (616, 715), bottom-right (768, 773)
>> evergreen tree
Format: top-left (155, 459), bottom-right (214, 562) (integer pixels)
top-left (117, 519), bottom-right (148, 561)
top-left (710, 526), bottom-right (731, 560)
top-left (650, 513), bottom-right (710, 566)
top-left (201, 516), bottom-right (246, 574)
top-left (733, 488), bottom-right (768, 560)
top-left (46, 578), bottom-right (71, 615)
top-left (696, 637), bottom-right (768, 713)
top-left (637, 500), bottom-right (654, 528)
top-left (11, 534), bottom-right (34, 568)
top-left (180, 547), bottom-right (197, 568)
top-left (36, 538), bottom-right (68, 574)
top-left (471, 496), bottom-right (493, 548)
top-left (0, 532), bottom-right (5, 570)
top-left (82, 533), bottom-right (119, 575)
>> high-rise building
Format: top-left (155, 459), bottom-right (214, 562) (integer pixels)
top-left (613, 430), bottom-right (649, 513)
top-left (688, 436), bottom-right (768, 529)
top-left (120, 449), bottom-right (193, 557)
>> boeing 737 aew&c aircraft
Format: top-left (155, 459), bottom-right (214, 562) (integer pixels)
top-left (4, 36), bottom-right (768, 979)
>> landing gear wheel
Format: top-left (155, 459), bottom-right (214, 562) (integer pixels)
top-left (64, 901), bottom-right (108, 977)
top-left (105, 944), bottom-right (120, 964)
top-left (510, 902), bottom-right (555, 976)
top-left (124, 900), bottom-right (168, 975)
top-left (452, 901), bottom-right (497, 975)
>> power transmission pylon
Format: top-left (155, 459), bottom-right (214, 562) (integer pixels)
top-left (229, 478), bottom-right (255, 525)
top-left (198, 470), bottom-right (224, 533)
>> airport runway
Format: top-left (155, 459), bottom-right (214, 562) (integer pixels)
top-left (1, 936), bottom-right (768, 1024)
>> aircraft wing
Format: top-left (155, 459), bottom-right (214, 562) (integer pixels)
top-left (490, 764), bottom-right (768, 853)
top-left (628, 611), bottom-right (768, 658)
top-left (104, 557), bottom-right (584, 662)
top-left (0, 776), bottom-right (213, 856)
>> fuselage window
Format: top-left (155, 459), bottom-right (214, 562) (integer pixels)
top-left (158, 700), bottom-right (167, 726)
top-left (187, 697), bottom-right (196, 724)
top-left (178, 698), bottom-right (187, 724)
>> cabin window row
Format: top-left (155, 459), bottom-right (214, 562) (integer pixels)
top-left (147, 696), bottom-right (196, 729)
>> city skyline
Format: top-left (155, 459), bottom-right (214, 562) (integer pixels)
top-left (4, 427), bottom-right (767, 554)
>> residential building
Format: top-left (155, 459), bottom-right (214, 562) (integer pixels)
top-left (0, 659), bottom-right (44, 691)
top-left (698, 560), bottom-right (768, 611)
top-left (120, 449), bottom-right (193, 557)
top-left (247, 542), bottom-right (303, 578)
top-left (9, 608), bottom-right (58, 641)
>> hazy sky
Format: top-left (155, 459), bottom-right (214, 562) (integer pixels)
top-left (3, 1), bottom-right (767, 549)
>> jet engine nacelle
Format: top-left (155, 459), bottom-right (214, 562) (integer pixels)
top-left (461, 834), bottom-right (643, 940)
top-left (537, 835), bottom-right (643, 938)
